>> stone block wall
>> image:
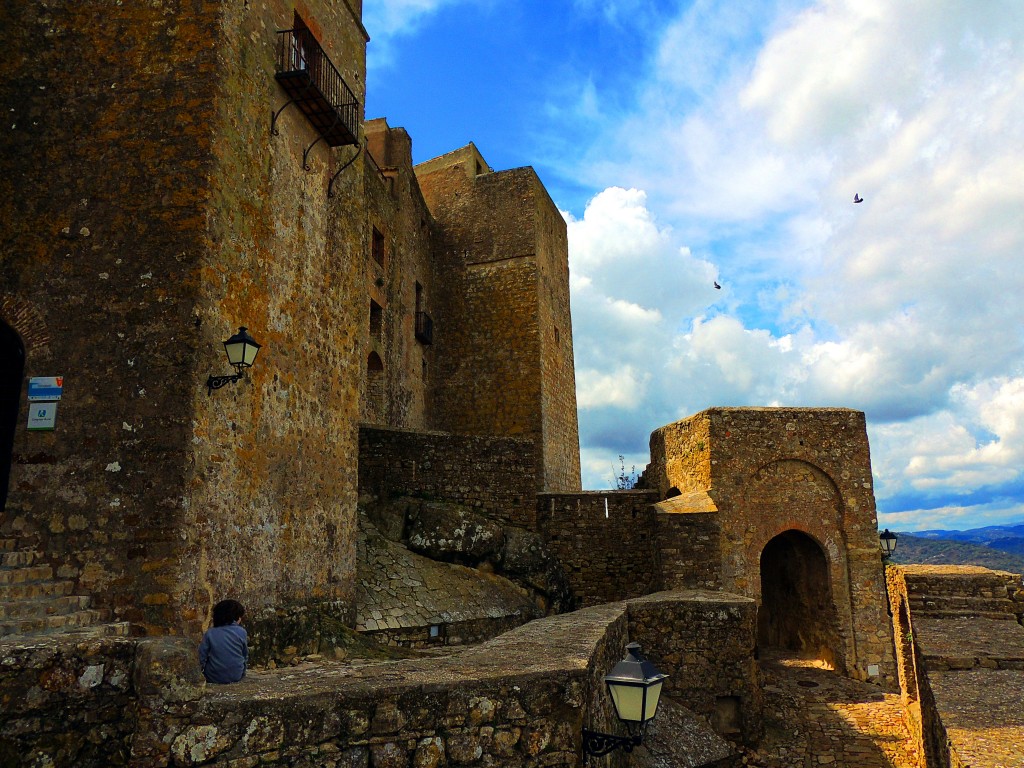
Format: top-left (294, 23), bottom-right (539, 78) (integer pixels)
top-left (627, 591), bottom-right (762, 746)
top-left (416, 149), bottom-right (581, 493)
top-left (0, 592), bottom-right (754, 767)
top-left (0, 0), bottom-right (369, 645)
top-left (655, 498), bottom-right (723, 591)
top-left (362, 118), bottom-right (438, 431)
top-left (647, 408), bottom-right (895, 684)
top-left (536, 491), bottom-right (661, 606)
top-left (359, 426), bottom-right (538, 528)
top-left (0, 634), bottom-right (140, 765)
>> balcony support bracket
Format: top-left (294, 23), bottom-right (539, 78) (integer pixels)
top-left (327, 140), bottom-right (364, 199)
top-left (271, 97), bottom-right (300, 137)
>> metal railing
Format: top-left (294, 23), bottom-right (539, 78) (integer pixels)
top-left (275, 28), bottom-right (359, 147)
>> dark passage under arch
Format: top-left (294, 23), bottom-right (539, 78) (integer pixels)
top-left (757, 529), bottom-right (843, 670)
top-left (0, 319), bottom-right (25, 513)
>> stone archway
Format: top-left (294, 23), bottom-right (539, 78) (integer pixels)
top-left (757, 529), bottom-right (843, 670)
top-left (0, 318), bottom-right (25, 513)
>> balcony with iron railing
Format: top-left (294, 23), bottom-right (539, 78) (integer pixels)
top-left (415, 311), bottom-right (434, 345)
top-left (274, 28), bottom-right (360, 147)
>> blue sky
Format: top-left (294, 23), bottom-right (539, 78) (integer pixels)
top-left (364, 0), bottom-right (1024, 532)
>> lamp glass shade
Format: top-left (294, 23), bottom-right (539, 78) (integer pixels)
top-left (223, 327), bottom-right (261, 368)
top-left (880, 528), bottom-right (898, 556)
top-left (603, 643), bottom-right (669, 724)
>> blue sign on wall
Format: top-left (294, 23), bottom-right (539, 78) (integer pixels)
top-left (27, 376), bottom-right (63, 402)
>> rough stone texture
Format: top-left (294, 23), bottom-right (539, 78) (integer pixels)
top-left (888, 564), bottom-right (1024, 768)
top-left (647, 408), bottom-right (895, 684)
top-left (0, 633), bottom-right (140, 765)
top-left (0, 592), bottom-right (758, 766)
top-left (0, 0), bottom-right (369, 651)
top-left (537, 491), bottom-right (662, 606)
top-left (415, 146), bottom-right (581, 493)
top-left (628, 590), bottom-right (763, 746)
top-left (1, 0), bottom-right (582, 659)
top-left (632, 697), bottom-right (737, 768)
top-left (359, 426), bottom-right (538, 528)
top-left (406, 502), bottom-right (506, 564)
top-left (741, 653), bottom-right (921, 768)
top-left (355, 513), bottom-right (539, 647)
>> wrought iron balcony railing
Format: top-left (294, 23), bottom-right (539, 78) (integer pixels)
top-left (274, 28), bottom-right (359, 147)
top-left (415, 311), bottom-right (434, 345)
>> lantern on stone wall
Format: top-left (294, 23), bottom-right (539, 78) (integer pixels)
top-left (879, 528), bottom-right (898, 559)
top-left (582, 642), bottom-right (669, 757)
top-left (207, 327), bottom-right (262, 395)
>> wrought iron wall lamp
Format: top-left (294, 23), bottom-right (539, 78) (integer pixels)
top-left (582, 642), bottom-right (669, 758)
top-left (880, 528), bottom-right (898, 559)
top-left (207, 327), bottom-right (262, 395)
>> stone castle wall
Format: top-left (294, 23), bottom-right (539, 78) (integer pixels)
top-left (0, 0), bottom-right (373, 641)
top-left (416, 149), bottom-right (581, 492)
top-left (0, 0), bottom-right (222, 634)
top-left (362, 119), bottom-right (438, 429)
top-left (648, 408), bottom-right (895, 683)
top-left (537, 491), bottom-right (661, 605)
top-left (0, 592), bottom-right (758, 766)
top-left (359, 426), bottom-right (538, 529)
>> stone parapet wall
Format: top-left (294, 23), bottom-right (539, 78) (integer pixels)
top-left (628, 590), bottom-right (762, 746)
top-left (889, 564), bottom-right (1024, 768)
top-left (656, 505), bottom-right (722, 590)
top-left (536, 491), bottom-right (661, 605)
top-left (359, 426), bottom-right (538, 528)
top-left (0, 592), bottom-right (757, 766)
top-left (0, 633), bottom-right (140, 766)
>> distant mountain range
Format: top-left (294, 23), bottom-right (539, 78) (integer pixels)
top-left (890, 523), bottom-right (1024, 573)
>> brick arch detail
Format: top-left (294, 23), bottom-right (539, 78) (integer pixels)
top-left (0, 296), bottom-right (52, 360)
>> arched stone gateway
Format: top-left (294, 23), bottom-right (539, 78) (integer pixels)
top-left (0, 318), bottom-right (25, 512)
top-left (758, 529), bottom-right (845, 671)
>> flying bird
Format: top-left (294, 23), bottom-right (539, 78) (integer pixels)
top-left (713, 281), bottom-right (721, 290)
top-left (853, 193), bottom-right (863, 204)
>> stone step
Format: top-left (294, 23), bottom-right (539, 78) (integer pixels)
top-left (0, 595), bottom-right (92, 619)
top-left (909, 608), bottom-right (1017, 621)
top-left (0, 564), bottom-right (53, 585)
top-left (0, 608), bottom-right (109, 636)
top-left (909, 595), bottom-right (1017, 614)
top-left (0, 550), bottom-right (39, 568)
top-left (904, 573), bottom-right (1015, 598)
top-left (0, 579), bottom-right (75, 601)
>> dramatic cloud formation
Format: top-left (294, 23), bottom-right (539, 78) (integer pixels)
top-left (367, 0), bottom-right (1024, 530)
top-left (562, 1), bottom-right (1024, 528)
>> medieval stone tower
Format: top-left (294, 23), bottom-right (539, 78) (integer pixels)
top-left (0, 0), bottom-right (579, 645)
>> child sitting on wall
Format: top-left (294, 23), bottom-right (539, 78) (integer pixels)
top-left (199, 599), bottom-right (249, 684)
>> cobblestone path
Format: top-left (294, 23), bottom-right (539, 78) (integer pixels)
top-left (742, 653), bottom-right (921, 768)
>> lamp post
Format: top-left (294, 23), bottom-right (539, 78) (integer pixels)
top-left (582, 642), bottom-right (668, 758)
top-left (880, 528), bottom-right (898, 560)
top-left (207, 327), bottom-right (262, 395)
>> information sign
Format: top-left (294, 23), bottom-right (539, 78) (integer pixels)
top-left (28, 376), bottom-right (64, 402)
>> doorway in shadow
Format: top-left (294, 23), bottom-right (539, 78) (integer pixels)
top-left (758, 529), bottom-right (843, 671)
top-left (0, 319), bottom-right (25, 513)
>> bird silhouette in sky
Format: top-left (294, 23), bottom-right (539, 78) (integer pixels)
top-left (853, 193), bottom-right (864, 204)
top-left (713, 280), bottom-right (721, 290)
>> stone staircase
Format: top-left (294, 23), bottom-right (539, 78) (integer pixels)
top-left (904, 565), bottom-right (1024, 622)
top-left (0, 537), bottom-right (130, 639)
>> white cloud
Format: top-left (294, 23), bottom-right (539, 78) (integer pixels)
top-left (564, 0), bottom-right (1024, 529)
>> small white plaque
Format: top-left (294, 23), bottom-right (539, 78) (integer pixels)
top-left (27, 401), bottom-right (58, 431)
top-left (867, 664), bottom-right (880, 677)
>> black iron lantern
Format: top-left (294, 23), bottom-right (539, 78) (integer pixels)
top-left (583, 643), bottom-right (669, 757)
top-left (207, 327), bottom-right (262, 394)
top-left (880, 528), bottom-right (898, 559)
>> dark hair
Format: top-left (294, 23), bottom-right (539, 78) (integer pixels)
top-left (212, 599), bottom-right (245, 628)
